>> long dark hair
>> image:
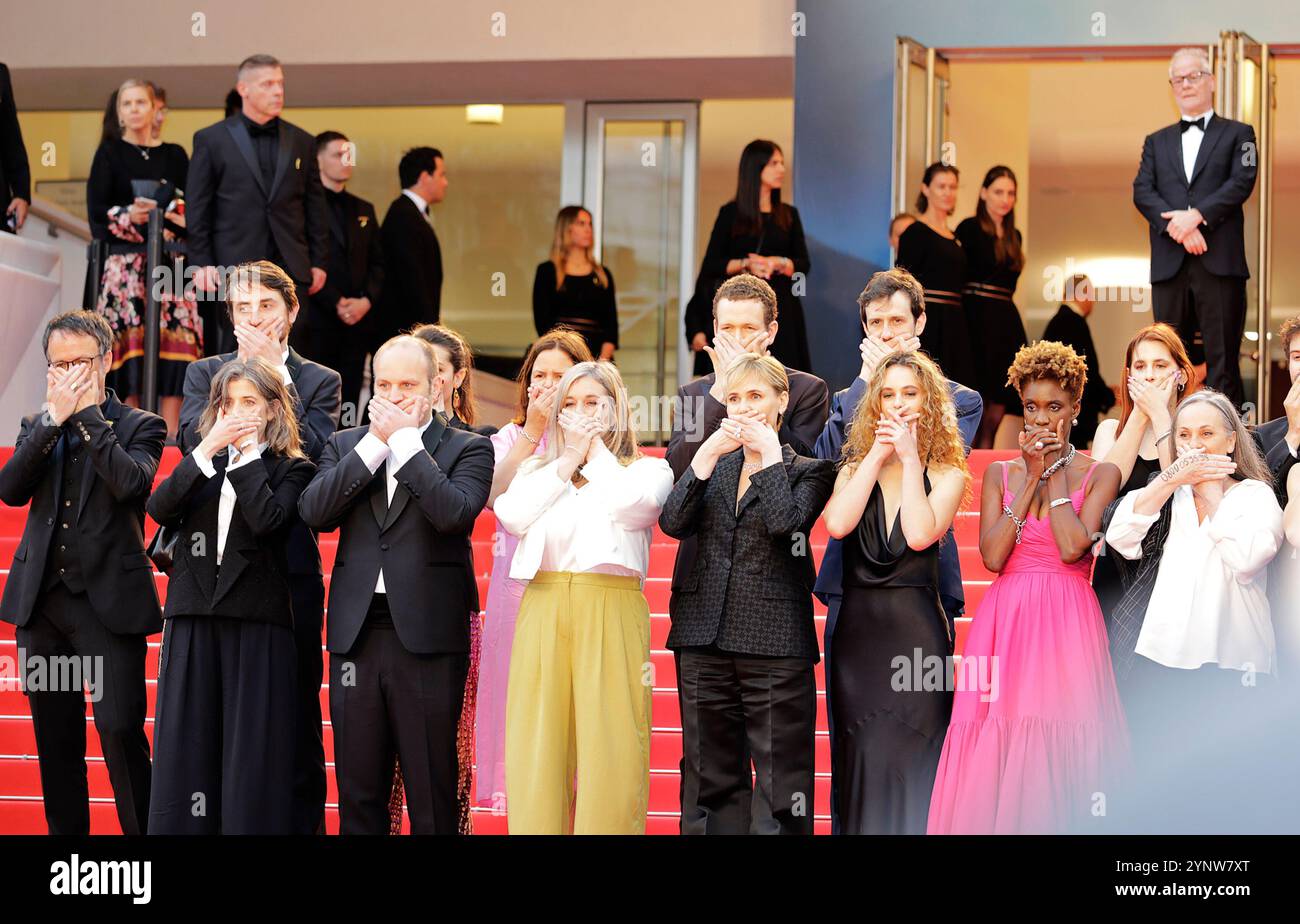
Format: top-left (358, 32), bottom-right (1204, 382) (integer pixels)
top-left (733, 139), bottom-right (790, 237)
top-left (915, 162), bottom-right (958, 213)
top-left (409, 323), bottom-right (480, 428)
top-left (974, 165), bottom-right (1025, 272)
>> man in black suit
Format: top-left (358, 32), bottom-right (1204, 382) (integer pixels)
top-left (376, 147), bottom-right (446, 341)
top-left (0, 311), bottom-right (166, 835)
top-left (1042, 274), bottom-right (1115, 448)
top-left (186, 54), bottom-right (329, 356)
top-left (301, 130), bottom-right (384, 425)
top-left (178, 260), bottom-right (341, 835)
top-left (0, 62), bottom-right (30, 232)
top-left (299, 335), bottom-right (492, 834)
top-left (1133, 46), bottom-right (1258, 408)
top-left (1254, 315), bottom-right (1300, 504)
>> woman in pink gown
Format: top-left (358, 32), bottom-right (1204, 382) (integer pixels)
top-left (928, 341), bottom-right (1128, 834)
top-left (474, 330), bottom-right (591, 810)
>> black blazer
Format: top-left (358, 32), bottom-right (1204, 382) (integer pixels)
top-left (377, 193), bottom-right (442, 338)
top-left (665, 366), bottom-right (829, 592)
top-left (178, 348), bottom-right (341, 576)
top-left (1253, 416), bottom-right (1298, 505)
top-left (146, 450), bottom-right (315, 627)
top-left (659, 446), bottom-right (834, 660)
top-left (0, 64), bottom-right (30, 209)
top-left (1133, 115), bottom-right (1257, 282)
top-left (0, 391), bottom-right (165, 634)
top-left (185, 115), bottom-right (329, 283)
top-left (297, 415), bottom-right (494, 656)
top-left (308, 188), bottom-right (385, 337)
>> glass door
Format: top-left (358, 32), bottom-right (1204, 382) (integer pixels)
top-left (582, 103), bottom-right (698, 444)
top-left (1218, 30), bottom-right (1274, 419)
top-left (893, 38), bottom-right (951, 257)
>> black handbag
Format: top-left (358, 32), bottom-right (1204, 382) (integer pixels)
top-left (146, 524), bottom-right (179, 575)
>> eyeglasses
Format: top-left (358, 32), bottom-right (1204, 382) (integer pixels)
top-left (1170, 71), bottom-right (1211, 88)
top-left (47, 355), bottom-right (101, 372)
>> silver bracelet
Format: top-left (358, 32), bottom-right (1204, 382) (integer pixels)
top-left (1049, 496), bottom-right (1072, 510)
top-left (1003, 504), bottom-right (1027, 545)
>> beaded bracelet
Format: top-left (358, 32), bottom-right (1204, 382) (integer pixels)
top-left (1003, 504), bottom-right (1027, 545)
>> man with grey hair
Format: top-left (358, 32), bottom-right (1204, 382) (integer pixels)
top-left (187, 53), bottom-right (329, 357)
top-left (1133, 46), bottom-right (1258, 408)
top-left (0, 311), bottom-right (166, 834)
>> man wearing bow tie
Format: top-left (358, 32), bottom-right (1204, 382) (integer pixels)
top-left (186, 54), bottom-right (330, 356)
top-left (1133, 46), bottom-right (1258, 408)
top-left (304, 131), bottom-right (385, 425)
top-left (298, 335), bottom-right (492, 834)
top-left (377, 148), bottom-right (447, 344)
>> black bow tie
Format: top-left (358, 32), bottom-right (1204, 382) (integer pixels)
top-left (246, 118), bottom-right (279, 137)
top-left (1180, 117), bottom-right (1207, 133)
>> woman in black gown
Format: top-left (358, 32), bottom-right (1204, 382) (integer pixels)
top-left (1090, 324), bottom-right (1193, 624)
top-left (532, 206), bottom-right (618, 361)
top-left (895, 163), bottom-right (973, 389)
top-left (685, 139), bottom-right (812, 373)
top-left (822, 350), bottom-right (969, 834)
top-left (86, 78), bottom-right (201, 439)
top-left (958, 166), bottom-right (1028, 448)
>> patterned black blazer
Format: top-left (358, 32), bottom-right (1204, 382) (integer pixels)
top-left (659, 445), bottom-right (834, 661)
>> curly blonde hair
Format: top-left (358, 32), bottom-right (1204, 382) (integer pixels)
top-left (1006, 340), bottom-right (1087, 402)
top-left (842, 351), bottom-right (970, 484)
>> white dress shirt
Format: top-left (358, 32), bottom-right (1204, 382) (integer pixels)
top-left (1107, 478), bottom-right (1283, 672)
top-left (192, 440), bottom-right (269, 565)
top-left (403, 188), bottom-right (431, 224)
top-left (1181, 109), bottom-right (1214, 184)
top-left (352, 417), bottom-right (434, 593)
top-left (494, 449), bottom-right (673, 583)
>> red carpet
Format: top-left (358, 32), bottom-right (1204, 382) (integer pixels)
top-left (0, 445), bottom-right (1016, 834)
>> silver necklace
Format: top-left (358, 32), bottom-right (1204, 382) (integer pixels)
top-left (126, 139), bottom-right (150, 160)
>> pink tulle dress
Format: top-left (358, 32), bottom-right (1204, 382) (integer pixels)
top-left (927, 461), bottom-right (1129, 834)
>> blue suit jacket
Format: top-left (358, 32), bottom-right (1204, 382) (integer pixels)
top-left (812, 376), bottom-right (982, 618)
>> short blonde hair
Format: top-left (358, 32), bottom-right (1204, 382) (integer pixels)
top-left (720, 352), bottom-right (789, 398)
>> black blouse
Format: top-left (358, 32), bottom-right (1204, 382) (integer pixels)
top-left (532, 260), bottom-right (618, 352)
top-left (86, 139), bottom-right (189, 241)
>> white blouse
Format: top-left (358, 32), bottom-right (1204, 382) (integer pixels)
top-left (1106, 478), bottom-right (1283, 673)
top-left (494, 450), bottom-right (673, 583)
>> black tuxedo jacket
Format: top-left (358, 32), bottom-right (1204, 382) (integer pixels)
top-left (146, 450), bottom-right (315, 627)
top-left (0, 63), bottom-right (30, 208)
top-left (377, 193), bottom-right (442, 338)
top-left (298, 415), bottom-right (493, 656)
top-left (659, 445), bottom-right (834, 659)
top-left (1254, 415), bottom-right (1298, 504)
top-left (0, 391), bottom-right (165, 634)
top-left (178, 348), bottom-right (341, 576)
top-left (186, 115), bottom-right (329, 283)
top-left (665, 366), bottom-right (829, 592)
top-left (309, 188), bottom-right (385, 337)
top-left (1133, 115), bottom-right (1257, 282)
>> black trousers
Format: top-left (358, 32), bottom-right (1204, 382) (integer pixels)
top-left (147, 615), bottom-right (297, 834)
top-left (677, 648), bottom-right (817, 835)
top-left (289, 574), bottom-right (326, 835)
top-left (15, 584), bottom-right (151, 835)
top-left (1152, 257), bottom-right (1248, 408)
top-left (329, 595), bottom-right (467, 835)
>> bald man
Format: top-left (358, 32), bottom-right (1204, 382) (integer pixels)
top-left (298, 335), bottom-right (493, 834)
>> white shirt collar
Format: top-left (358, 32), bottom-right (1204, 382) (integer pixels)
top-left (229, 440), bottom-right (269, 464)
top-left (1182, 109), bottom-right (1214, 125)
top-left (403, 188), bottom-right (430, 214)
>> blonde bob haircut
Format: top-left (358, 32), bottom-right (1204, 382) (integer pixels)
top-left (720, 352), bottom-right (789, 400)
top-left (534, 360), bottom-right (641, 484)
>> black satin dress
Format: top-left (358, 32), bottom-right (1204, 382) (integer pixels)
top-left (830, 476), bottom-right (953, 835)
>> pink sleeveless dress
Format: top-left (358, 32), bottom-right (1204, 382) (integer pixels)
top-left (927, 462), bottom-right (1128, 834)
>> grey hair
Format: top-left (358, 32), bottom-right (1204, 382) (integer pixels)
top-left (43, 311), bottom-right (113, 358)
top-left (1169, 47), bottom-right (1213, 78)
top-left (1171, 389), bottom-right (1271, 485)
top-left (237, 54), bottom-right (282, 82)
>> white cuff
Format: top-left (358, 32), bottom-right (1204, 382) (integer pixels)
top-left (354, 432), bottom-right (390, 473)
top-left (387, 427), bottom-right (425, 470)
top-left (191, 446), bottom-right (217, 478)
top-left (276, 363), bottom-right (292, 386)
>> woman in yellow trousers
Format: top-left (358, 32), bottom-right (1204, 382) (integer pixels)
top-left (494, 361), bottom-right (673, 834)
